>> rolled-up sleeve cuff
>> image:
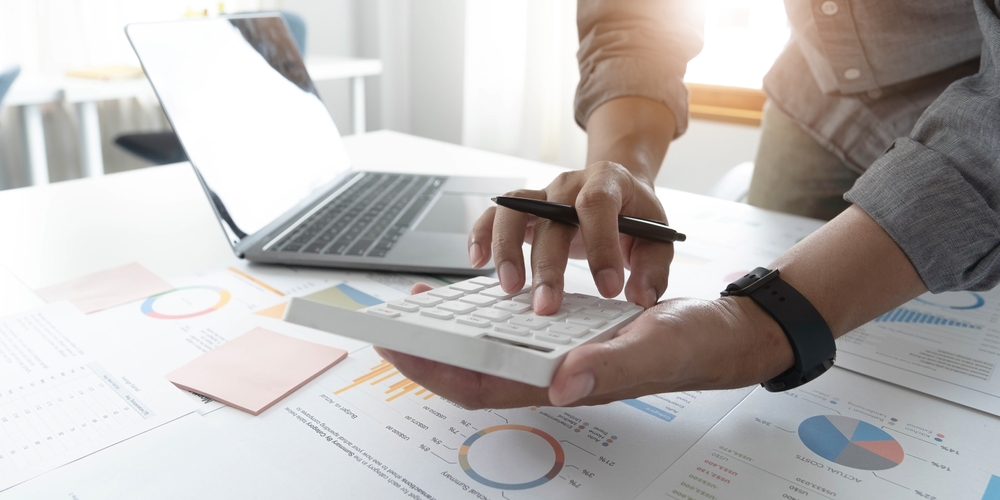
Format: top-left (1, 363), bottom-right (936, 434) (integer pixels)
top-left (574, 57), bottom-right (690, 139)
top-left (845, 137), bottom-right (1000, 292)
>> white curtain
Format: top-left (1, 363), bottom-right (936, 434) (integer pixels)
top-left (0, 0), bottom-right (276, 188)
top-left (461, 0), bottom-right (587, 170)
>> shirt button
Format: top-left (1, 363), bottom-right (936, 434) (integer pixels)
top-left (821, 1), bottom-right (839, 15)
top-left (844, 68), bottom-right (861, 80)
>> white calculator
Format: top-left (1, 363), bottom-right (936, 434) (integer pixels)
top-left (283, 276), bottom-right (644, 387)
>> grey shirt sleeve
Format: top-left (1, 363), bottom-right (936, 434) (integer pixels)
top-left (845, 0), bottom-right (1000, 292)
top-left (575, 0), bottom-right (704, 138)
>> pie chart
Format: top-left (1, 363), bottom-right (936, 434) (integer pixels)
top-left (798, 415), bottom-right (903, 471)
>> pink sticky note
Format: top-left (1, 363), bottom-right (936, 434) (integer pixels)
top-left (166, 328), bottom-right (347, 415)
top-left (35, 262), bottom-right (174, 314)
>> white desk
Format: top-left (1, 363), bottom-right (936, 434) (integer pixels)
top-left (0, 131), bottom-right (558, 294)
top-left (3, 56), bottom-right (383, 187)
top-left (2, 132), bottom-right (996, 499)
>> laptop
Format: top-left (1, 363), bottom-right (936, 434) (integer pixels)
top-left (126, 15), bottom-right (523, 275)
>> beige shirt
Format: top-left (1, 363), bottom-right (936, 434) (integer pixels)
top-left (575, 0), bottom-right (980, 171)
top-left (575, 0), bottom-right (1000, 293)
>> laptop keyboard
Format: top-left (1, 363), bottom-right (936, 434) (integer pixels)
top-left (268, 173), bottom-right (446, 258)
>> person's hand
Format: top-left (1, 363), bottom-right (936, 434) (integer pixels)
top-left (468, 162), bottom-right (672, 315)
top-left (374, 283), bottom-right (794, 409)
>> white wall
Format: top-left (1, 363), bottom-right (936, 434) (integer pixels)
top-left (657, 119), bottom-right (761, 194)
top-left (409, 0), bottom-right (466, 143)
top-left (271, 0), bottom-right (763, 195)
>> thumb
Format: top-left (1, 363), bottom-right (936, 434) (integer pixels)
top-left (547, 328), bottom-right (669, 406)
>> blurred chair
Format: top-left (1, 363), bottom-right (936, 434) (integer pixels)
top-left (707, 161), bottom-right (754, 203)
top-left (114, 12), bottom-right (307, 165)
top-left (0, 65), bottom-right (20, 190)
top-left (0, 64), bottom-right (19, 107)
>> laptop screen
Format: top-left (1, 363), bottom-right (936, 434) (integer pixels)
top-left (127, 16), bottom-right (351, 240)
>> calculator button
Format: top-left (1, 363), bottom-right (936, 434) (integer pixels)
top-left (511, 293), bottom-right (533, 304)
top-left (451, 282), bottom-right (485, 293)
top-left (510, 315), bottom-right (551, 330)
top-left (547, 323), bottom-right (590, 338)
top-left (367, 307), bottom-right (400, 318)
top-left (420, 308), bottom-right (454, 320)
top-left (494, 300), bottom-right (532, 314)
top-left (470, 277), bottom-right (500, 287)
top-left (473, 309), bottom-right (512, 321)
top-left (429, 288), bottom-right (465, 300)
top-left (495, 324), bottom-right (531, 336)
top-left (534, 332), bottom-right (572, 345)
top-left (460, 294), bottom-right (496, 307)
top-left (564, 293), bottom-right (599, 306)
top-left (404, 294), bottom-right (443, 307)
top-left (457, 315), bottom-right (491, 327)
top-left (438, 301), bottom-right (477, 314)
top-left (480, 286), bottom-right (514, 299)
top-left (558, 299), bottom-right (588, 313)
top-left (387, 301), bottom-right (419, 313)
top-left (581, 307), bottom-right (622, 319)
top-left (599, 299), bottom-right (632, 309)
top-left (566, 314), bottom-right (606, 328)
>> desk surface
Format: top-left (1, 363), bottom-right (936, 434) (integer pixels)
top-left (3, 131), bottom-right (996, 499)
top-left (0, 130), bottom-right (813, 300)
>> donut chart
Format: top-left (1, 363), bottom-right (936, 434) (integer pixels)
top-left (798, 415), bottom-right (903, 471)
top-left (458, 425), bottom-right (564, 490)
top-left (914, 291), bottom-right (985, 310)
top-left (141, 286), bottom-right (231, 319)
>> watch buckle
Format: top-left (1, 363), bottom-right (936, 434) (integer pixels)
top-left (721, 268), bottom-right (779, 297)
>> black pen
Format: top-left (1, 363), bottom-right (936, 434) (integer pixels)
top-left (492, 196), bottom-right (686, 243)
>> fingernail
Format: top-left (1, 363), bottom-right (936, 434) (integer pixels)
top-left (534, 284), bottom-right (555, 312)
top-left (645, 288), bottom-right (658, 307)
top-left (469, 242), bottom-right (484, 266)
top-left (554, 372), bottom-right (594, 406)
top-left (596, 269), bottom-right (622, 297)
top-left (498, 261), bottom-right (519, 292)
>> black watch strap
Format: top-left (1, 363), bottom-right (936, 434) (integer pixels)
top-left (721, 267), bottom-right (836, 392)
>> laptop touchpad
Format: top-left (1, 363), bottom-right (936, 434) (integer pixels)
top-left (414, 193), bottom-right (492, 233)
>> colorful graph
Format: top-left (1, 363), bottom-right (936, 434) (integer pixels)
top-left (459, 425), bottom-right (564, 490)
top-left (983, 474), bottom-right (1000, 500)
top-left (798, 415), bottom-right (903, 471)
top-left (335, 359), bottom-right (434, 402)
top-left (915, 291), bottom-right (985, 310)
top-left (140, 286), bottom-right (231, 319)
top-left (873, 307), bottom-right (982, 329)
top-left (302, 284), bottom-right (382, 311)
top-left (254, 282), bottom-right (383, 320)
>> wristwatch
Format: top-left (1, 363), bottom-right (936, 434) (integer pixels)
top-left (721, 267), bottom-right (836, 392)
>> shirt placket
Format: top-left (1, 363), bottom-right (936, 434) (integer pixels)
top-left (810, 0), bottom-right (878, 93)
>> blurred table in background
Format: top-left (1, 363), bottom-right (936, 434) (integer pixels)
top-left (3, 56), bottom-right (383, 187)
